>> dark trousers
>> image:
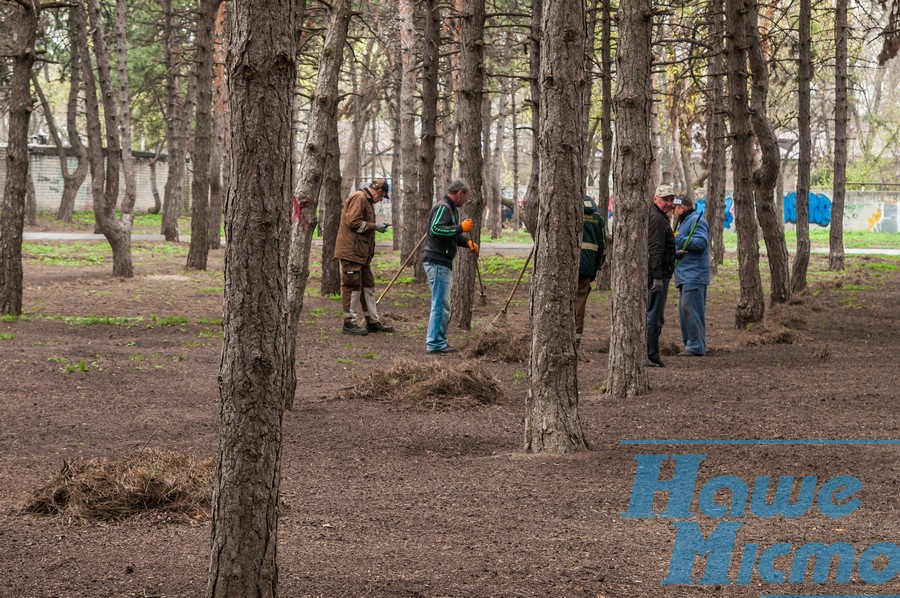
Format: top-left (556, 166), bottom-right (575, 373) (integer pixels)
top-left (575, 276), bottom-right (593, 336)
top-left (646, 277), bottom-right (670, 362)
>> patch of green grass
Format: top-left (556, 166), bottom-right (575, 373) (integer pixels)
top-left (47, 356), bottom-right (68, 363)
top-left (327, 293), bottom-right (341, 301)
top-left (148, 315), bottom-right (188, 327)
top-left (337, 358), bottom-right (354, 364)
top-left (363, 352), bottom-right (378, 359)
top-left (310, 307), bottom-right (328, 317)
top-left (841, 283), bottom-right (873, 292)
top-left (0, 314), bottom-right (30, 323)
top-left (199, 327), bottom-right (223, 338)
top-left (22, 242), bottom-right (108, 266)
top-left (197, 317), bottom-right (222, 325)
top-left (44, 315), bottom-right (143, 327)
top-left (128, 355), bottom-right (145, 361)
top-left (865, 262), bottom-right (898, 271)
top-left (0, 332), bottom-right (14, 340)
top-left (200, 288), bottom-right (223, 294)
top-left (154, 364), bottom-right (165, 370)
top-left (784, 230), bottom-right (900, 249)
top-left (185, 340), bottom-right (201, 347)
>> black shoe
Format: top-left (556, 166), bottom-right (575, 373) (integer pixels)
top-left (677, 350), bottom-right (700, 357)
top-left (427, 345), bottom-right (458, 354)
top-left (342, 322), bottom-right (368, 336)
top-left (366, 321), bottom-right (395, 333)
top-left (647, 358), bottom-right (665, 368)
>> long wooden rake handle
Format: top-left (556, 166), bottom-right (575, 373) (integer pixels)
top-left (376, 233), bottom-right (427, 305)
top-left (490, 245), bottom-right (534, 325)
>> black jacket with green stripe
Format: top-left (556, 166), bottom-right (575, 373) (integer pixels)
top-left (423, 196), bottom-right (471, 268)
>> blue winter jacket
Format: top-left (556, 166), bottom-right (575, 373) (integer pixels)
top-left (674, 209), bottom-right (711, 287)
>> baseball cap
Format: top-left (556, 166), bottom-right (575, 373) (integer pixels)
top-left (372, 178), bottom-right (390, 199)
top-left (673, 196), bottom-right (693, 207)
top-left (654, 184), bottom-right (675, 198)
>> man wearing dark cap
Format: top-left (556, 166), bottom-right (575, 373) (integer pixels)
top-left (334, 178), bottom-right (395, 335)
top-left (673, 195), bottom-right (710, 356)
top-left (647, 184), bottom-right (677, 367)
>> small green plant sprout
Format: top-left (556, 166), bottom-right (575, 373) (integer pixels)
top-left (363, 352), bottom-right (378, 359)
top-left (337, 358), bottom-right (354, 364)
top-left (0, 332), bottom-right (14, 340)
top-left (128, 355), bottom-right (146, 361)
top-left (148, 315), bottom-right (188, 328)
top-left (327, 293), bottom-right (341, 301)
top-left (310, 307), bottom-right (328, 317)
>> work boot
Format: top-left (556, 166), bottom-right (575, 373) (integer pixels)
top-left (366, 321), bottom-right (395, 333)
top-left (342, 321), bottom-right (368, 336)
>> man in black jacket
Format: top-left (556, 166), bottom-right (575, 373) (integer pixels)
top-left (422, 179), bottom-right (479, 354)
top-left (647, 184), bottom-right (677, 367)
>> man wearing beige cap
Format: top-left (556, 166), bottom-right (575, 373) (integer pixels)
top-left (334, 178), bottom-right (395, 335)
top-left (647, 184), bottom-right (677, 367)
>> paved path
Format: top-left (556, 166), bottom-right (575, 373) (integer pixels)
top-left (20, 232), bottom-right (900, 257)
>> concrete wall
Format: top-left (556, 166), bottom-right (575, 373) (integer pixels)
top-left (0, 144), bottom-right (183, 214)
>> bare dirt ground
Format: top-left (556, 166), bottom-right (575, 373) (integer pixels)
top-left (0, 239), bottom-right (898, 598)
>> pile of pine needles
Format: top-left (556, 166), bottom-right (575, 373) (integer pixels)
top-left (463, 329), bottom-right (530, 363)
top-left (339, 358), bottom-right (504, 411)
top-left (23, 449), bottom-right (214, 523)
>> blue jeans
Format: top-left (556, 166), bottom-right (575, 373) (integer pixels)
top-left (678, 283), bottom-right (707, 355)
top-left (425, 262), bottom-right (453, 351)
top-left (646, 277), bottom-right (670, 363)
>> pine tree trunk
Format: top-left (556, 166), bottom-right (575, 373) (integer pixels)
top-left (450, 0), bottom-right (486, 331)
top-left (187, 0), bottom-right (222, 270)
top-left (0, 1), bottom-right (37, 315)
top-left (607, 0), bottom-right (652, 399)
top-left (285, 0), bottom-right (351, 407)
top-left (161, 0), bottom-right (185, 242)
top-left (25, 167), bottom-right (37, 226)
top-left (595, 0), bottom-right (613, 292)
top-left (726, 0), bottom-right (764, 326)
top-left (207, 0), bottom-right (295, 593)
top-left (745, 5), bottom-right (789, 304)
top-left (398, 0), bottom-right (420, 264)
top-left (481, 96), bottom-right (498, 237)
top-left (525, 0), bottom-right (588, 453)
top-left (522, 0), bottom-right (541, 237)
top-left (416, 0), bottom-right (440, 283)
top-left (830, 0), bottom-right (848, 270)
top-left (81, 0), bottom-right (134, 279)
top-left (320, 118), bottom-right (342, 297)
top-left (791, 0), bottom-right (812, 293)
top-left (207, 0), bottom-right (227, 250)
top-left (116, 0), bottom-right (137, 234)
top-left (705, 0), bottom-right (726, 273)
top-left (490, 86), bottom-right (507, 240)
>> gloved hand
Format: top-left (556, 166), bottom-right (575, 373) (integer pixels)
top-left (460, 218), bottom-right (474, 233)
top-left (468, 240), bottom-right (479, 255)
top-left (651, 278), bottom-right (664, 294)
top-left (375, 222), bottom-right (389, 233)
top-left (675, 249), bottom-right (687, 259)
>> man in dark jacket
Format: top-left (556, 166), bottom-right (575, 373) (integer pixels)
top-left (334, 178), bottom-right (395, 336)
top-left (647, 184), bottom-right (677, 367)
top-left (422, 179), bottom-right (478, 354)
top-left (673, 196), bottom-right (710, 356)
top-left (576, 195), bottom-right (606, 346)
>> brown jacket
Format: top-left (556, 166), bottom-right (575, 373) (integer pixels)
top-left (334, 188), bottom-right (377, 265)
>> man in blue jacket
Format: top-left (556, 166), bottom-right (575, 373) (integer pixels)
top-left (422, 179), bottom-right (479, 354)
top-left (673, 196), bottom-right (710, 356)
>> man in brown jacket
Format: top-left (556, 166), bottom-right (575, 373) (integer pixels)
top-left (334, 178), bottom-right (395, 335)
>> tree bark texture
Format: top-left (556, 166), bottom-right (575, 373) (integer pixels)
top-left (206, 0), bottom-right (295, 595)
top-left (416, 0), bottom-right (441, 283)
top-left (285, 0), bottom-right (351, 406)
top-left (208, 0), bottom-right (227, 250)
top-left (481, 96), bottom-right (497, 236)
top-left (398, 0), bottom-right (420, 264)
top-left (26, 168), bottom-right (37, 226)
top-left (745, 6), bottom-right (789, 304)
top-left (705, 0), bottom-right (726, 273)
top-left (830, 0), bottom-right (848, 271)
top-left (0, 2), bottom-right (37, 315)
top-left (725, 0), bottom-right (764, 326)
top-left (450, 0), bottom-right (486, 331)
top-left (187, 0), bottom-right (223, 270)
top-left (162, 0), bottom-right (186, 241)
top-left (522, 0), bottom-right (541, 237)
top-left (83, 0), bottom-right (134, 278)
top-left (319, 118), bottom-right (342, 297)
top-left (525, 0), bottom-right (588, 453)
top-left (595, 0), bottom-right (613, 292)
top-left (791, 0), bottom-right (812, 293)
top-left (490, 86), bottom-right (508, 240)
top-left (116, 0), bottom-right (138, 233)
top-left (606, 0), bottom-right (652, 399)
